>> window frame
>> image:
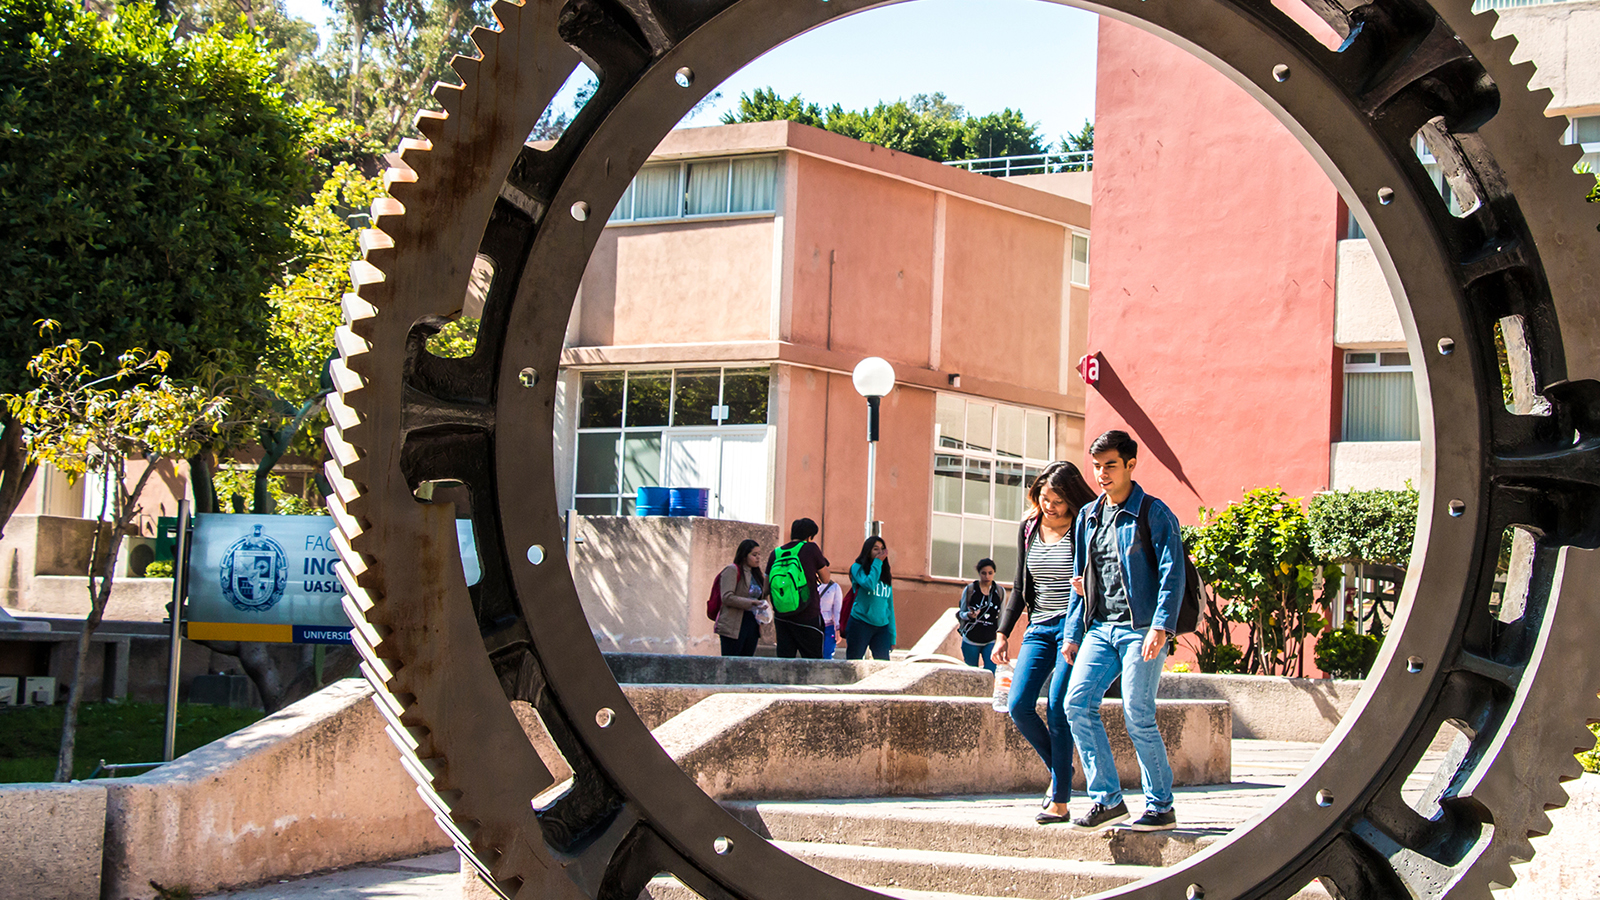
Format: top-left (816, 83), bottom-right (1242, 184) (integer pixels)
top-left (1340, 348), bottom-right (1421, 443)
top-left (607, 154), bottom-right (781, 225)
top-left (928, 394), bottom-right (1056, 585)
top-left (572, 366), bottom-right (774, 514)
top-left (1070, 232), bottom-right (1090, 287)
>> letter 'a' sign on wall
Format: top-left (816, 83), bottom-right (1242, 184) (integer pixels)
top-left (185, 515), bottom-right (483, 644)
top-left (1077, 352), bottom-right (1101, 386)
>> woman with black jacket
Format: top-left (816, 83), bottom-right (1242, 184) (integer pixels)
top-left (992, 460), bottom-right (1097, 824)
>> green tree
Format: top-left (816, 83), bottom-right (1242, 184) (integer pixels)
top-left (5, 327), bottom-right (227, 781)
top-left (317, 0), bottom-right (494, 151)
top-left (959, 108), bottom-right (1044, 160)
top-left (0, 0), bottom-right (315, 534)
top-left (721, 86), bottom-right (827, 129)
top-left (1058, 119), bottom-right (1093, 171)
top-left (721, 87), bottom-right (1044, 165)
top-left (1188, 488), bottom-right (1337, 677)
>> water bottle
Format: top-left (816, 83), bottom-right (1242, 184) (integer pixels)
top-left (991, 663), bottom-right (1014, 712)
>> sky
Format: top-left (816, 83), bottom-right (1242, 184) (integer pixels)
top-left (278, 0), bottom-right (1101, 143)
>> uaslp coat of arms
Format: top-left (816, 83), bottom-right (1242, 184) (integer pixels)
top-left (219, 524), bottom-right (289, 612)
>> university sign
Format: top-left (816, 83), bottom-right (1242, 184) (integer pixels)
top-left (184, 515), bottom-right (353, 643)
top-left (185, 514), bottom-right (482, 644)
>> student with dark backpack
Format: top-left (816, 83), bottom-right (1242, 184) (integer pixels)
top-left (1062, 430), bottom-right (1187, 834)
top-left (711, 539), bottom-right (767, 656)
top-left (765, 518), bottom-right (830, 659)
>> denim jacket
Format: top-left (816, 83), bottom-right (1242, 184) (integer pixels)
top-left (1065, 482), bottom-right (1185, 644)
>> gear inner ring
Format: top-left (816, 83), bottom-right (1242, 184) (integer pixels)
top-left (331, 0), bottom-right (1600, 898)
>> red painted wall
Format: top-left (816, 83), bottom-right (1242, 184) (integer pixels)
top-left (1087, 18), bottom-right (1343, 525)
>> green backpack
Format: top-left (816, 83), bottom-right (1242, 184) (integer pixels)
top-left (768, 543), bottom-right (808, 614)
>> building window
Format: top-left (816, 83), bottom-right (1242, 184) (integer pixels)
top-left (1071, 234), bottom-right (1090, 286)
top-left (1569, 115), bottom-right (1600, 145)
top-left (930, 395), bottom-right (1054, 582)
top-left (573, 367), bottom-right (772, 517)
top-left (609, 155), bottom-right (779, 224)
top-left (1342, 351), bottom-right (1420, 442)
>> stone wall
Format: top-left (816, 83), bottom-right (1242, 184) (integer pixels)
top-left (0, 782), bottom-right (107, 900)
top-left (570, 515), bottom-right (781, 655)
top-left (99, 680), bottom-right (445, 899)
top-left (1156, 672), bottom-right (1362, 741)
top-left (656, 693), bottom-right (1231, 799)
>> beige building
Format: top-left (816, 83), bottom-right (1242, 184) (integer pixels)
top-left (553, 121), bottom-right (1092, 643)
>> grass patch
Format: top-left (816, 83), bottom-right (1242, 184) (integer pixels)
top-left (0, 701), bottom-right (265, 783)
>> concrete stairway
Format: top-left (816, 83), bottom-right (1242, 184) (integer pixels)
top-left (672, 741), bottom-right (1338, 900)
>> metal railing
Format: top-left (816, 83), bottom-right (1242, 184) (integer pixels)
top-left (944, 150), bottom-right (1093, 177)
top-left (86, 759), bottom-right (164, 779)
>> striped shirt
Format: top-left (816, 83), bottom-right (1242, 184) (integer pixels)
top-left (1026, 533), bottom-right (1076, 620)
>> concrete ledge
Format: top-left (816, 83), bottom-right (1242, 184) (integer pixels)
top-left (100, 680), bottom-right (446, 899)
top-left (607, 652), bottom-right (889, 685)
top-left (1156, 672), bottom-right (1362, 741)
top-left (623, 664), bottom-right (994, 728)
top-left (654, 694), bottom-right (1230, 800)
top-left (0, 782), bottom-right (108, 900)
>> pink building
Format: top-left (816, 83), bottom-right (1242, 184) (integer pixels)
top-left (554, 120), bottom-right (1092, 643)
top-left (1084, 2), bottom-right (1600, 525)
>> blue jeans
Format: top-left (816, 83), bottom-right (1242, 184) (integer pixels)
top-left (1006, 616), bottom-right (1073, 804)
top-left (961, 638), bottom-right (995, 672)
top-left (823, 624), bottom-right (837, 660)
top-left (1065, 620), bottom-right (1173, 813)
top-left (846, 617), bottom-right (893, 660)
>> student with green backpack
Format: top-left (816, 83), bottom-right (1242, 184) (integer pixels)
top-left (765, 518), bottom-right (830, 659)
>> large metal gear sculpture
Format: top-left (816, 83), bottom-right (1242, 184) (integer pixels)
top-left (323, 0), bottom-right (1600, 896)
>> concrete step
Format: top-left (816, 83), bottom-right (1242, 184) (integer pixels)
top-left (773, 839), bottom-right (1160, 900)
top-left (723, 797), bottom-right (1217, 866)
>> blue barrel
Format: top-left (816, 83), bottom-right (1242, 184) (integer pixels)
top-left (635, 486), bottom-right (671, 516)
top-left (668, 487), bottom-right (710, 517)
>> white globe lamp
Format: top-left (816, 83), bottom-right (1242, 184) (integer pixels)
top-left (850, 357), bottom-right (895, 539)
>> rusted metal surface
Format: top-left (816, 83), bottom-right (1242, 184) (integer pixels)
top-left (326, 0), bottom-right (1600, 897)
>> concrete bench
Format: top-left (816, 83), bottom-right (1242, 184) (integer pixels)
top-left (654, 693), bottom-right (1231, 800)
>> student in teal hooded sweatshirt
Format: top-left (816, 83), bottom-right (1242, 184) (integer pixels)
top-left (846, 536), bottom-right (896, 660)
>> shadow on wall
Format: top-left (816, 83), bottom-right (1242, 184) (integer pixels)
top-left (569, 515), bottom-right (781, 655)
top-left (1092, 355), bottom-right (1201, 503)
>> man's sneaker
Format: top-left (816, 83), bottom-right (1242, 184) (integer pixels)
top-left (1126, 808), bottom-right (1177, 832)
top-left (1068, 801), bottom-right (1129, 832)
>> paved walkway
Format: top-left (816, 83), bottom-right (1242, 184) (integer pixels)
top-left (201, 741), bottom-right (1426, 899)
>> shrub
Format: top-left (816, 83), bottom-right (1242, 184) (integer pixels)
top-left (1578, 723), bottom-right (1600, 775)
top-left (1196, 642), bottom-right (1243, 674)
top-left (1315, 625), bottom-right (1381, 679)
top-left (143, 560), bottom-right (173, 578)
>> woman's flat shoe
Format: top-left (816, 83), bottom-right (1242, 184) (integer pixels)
top-left (1036, 810), bottom-right (1072, 825)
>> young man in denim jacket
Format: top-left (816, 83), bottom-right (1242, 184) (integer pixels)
top-left (1061, 430), bottom-right (1186, 832)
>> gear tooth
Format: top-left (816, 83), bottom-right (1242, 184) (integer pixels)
top-left (1525, 807), bottom-right (1554, 838)
top-left (385, 161), bottom-right (418, 191)
top-left (415, 107), bottom-right (449, 142)
top-left (451, 53), bottom-right (481, 85)
top-left (399, 136), bottom-right (433, 155)
top-left (1484, 859), bottom-right (1518, 891)
top-left (326, 389), bottom-right (362, 432)
top-left (432, 81), bottom-right (463, 117)
top-left (359, 226), bottom-right (394, 255)
top-left (489, 0), bottom-right (519, 29)
top-left (370, 197), bottom-right (405, 220)
top-left (350, 259), bottom-right (386, 287)
top-left (331, 527), bottom-right (369, 578)
top-left (324, 424), bottom-right (362, 470)
top-left (329, 500), bottom-right (368, 550)
top-left (325, 457), bottom-right (362, 506)
top-left (342, 292), bottom-right (378, 324)
top-left (329, 357), bottom-right (365, 397)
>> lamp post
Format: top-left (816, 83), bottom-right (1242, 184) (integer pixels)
top-left (851, 357), bottom-right (896, 539)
